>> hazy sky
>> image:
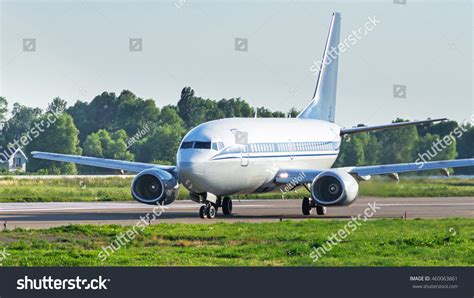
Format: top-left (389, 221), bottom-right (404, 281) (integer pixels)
top-left (1, 0), bottom-right (472, 128)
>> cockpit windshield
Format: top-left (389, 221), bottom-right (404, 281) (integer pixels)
top-left (180, 141), bottom-right (194, 149)
top-left (180, 141), bottom-right (224, 151)
top-left (194, 141), bottom-right (211, 149)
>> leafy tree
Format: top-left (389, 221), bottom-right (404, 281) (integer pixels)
top-left (177, 89), bottom-right (221, 128)
top-left (109, 130), bottom-right (134, 160)
top-left (67, 90), bottom-right (159, 142)
top-left (87, 92), bottom-right (119, 132)
top-left (0, 96), bottom-right (8, 122)
top-left (217, 98), bottom-right (253, 118)
top-left (83, 132), bottom-right (103, 157)
top-left (135, 125), bottom-right (184, 164)
top-left (288, 107), bottom-right (300, 118)
top-left (336, 135), bottom-right (365, 166)
top-left (375, 118), bottom-right (419, 164)
top-left (1, 103), bottom-right (42, 149)
top-left (158, 105), bottom-right (184, 127)
top-left (363, 133), bottom-right (382, 165)
top-left (177, 87), bottom-right (197, 127)
top-left (47, 97), bottom-right (67, 113)
top-left (415, 133), bottom-right (457, 175)
top-left (255, 107), bottom-right (286, 118)
top-left (115, 90), bottom-right (160, 135)
top-left (84, 129), bottom-right (133, 160)
top-left (81, 129), bottom-right (133, 173)
top-left (0, 97), bottom-right (8, 146)
top-left (416, 133), bottom-right (457, 161)
top-left (66, 100), bottom-right (94, 141)
top-left (417, 120), bottom-right (459, 138)
top-left (271, 111), bottom-right (286, 118)
top-left (26, 113), bottom-right (81, 174)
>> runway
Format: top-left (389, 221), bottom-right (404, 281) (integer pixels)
top-left (0, 197), bottom-right (472, 229)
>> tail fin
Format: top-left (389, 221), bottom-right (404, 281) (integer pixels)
top-left (297, 12), bottom-right (341, 122)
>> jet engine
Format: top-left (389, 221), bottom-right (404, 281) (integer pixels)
top-left (310, 170), bottom-right (359, 206)
top-left (131, 168), bottom-right (179, 205)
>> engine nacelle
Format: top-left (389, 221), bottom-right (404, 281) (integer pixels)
top-left (131, 168), bottom-right (179, 205)
top-left (311, 170), bottom-right (359, 206)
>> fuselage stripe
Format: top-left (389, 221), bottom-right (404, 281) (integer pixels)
top-left (211, 153), bottom-right (338, 161)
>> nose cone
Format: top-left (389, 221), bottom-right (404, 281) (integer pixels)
top-left (177, 150), bottom-right (210, 194)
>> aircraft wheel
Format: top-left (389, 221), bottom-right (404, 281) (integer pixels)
top-left (199, 205), bottom-right (207, 219)
top-left (206, 204), bottom-right (216, 219)
top-left (302, 197), bottom-right (312, 215)
top-left (316, 205), bottom-right (327, 216)
top-left (222, 197), bottom-right (233, 215)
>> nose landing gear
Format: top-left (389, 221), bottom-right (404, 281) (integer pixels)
top-left (302, 197), bottom-right (327, 216)
top-left (199, 204), bottom-right (217, 219)
top-left (199, 196), bottom-right (233, 219)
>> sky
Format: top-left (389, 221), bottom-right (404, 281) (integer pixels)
top-left (0, 0), bottom-right (472, 128)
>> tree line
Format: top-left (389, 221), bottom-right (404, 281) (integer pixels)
top-left (0, 88), bottom-right (472, 175)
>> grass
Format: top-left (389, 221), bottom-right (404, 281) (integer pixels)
top-left (0, 177), bottom-right (132, 202)
top-left (0, 219), bottom-right (472, 266)
top-left (0, 176), bottom-right (473, 203)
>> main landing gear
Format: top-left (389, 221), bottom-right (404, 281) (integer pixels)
top-left (302, 197), bottom-right (327, 216)
top-left (199, 196), bottom-right (233, 219)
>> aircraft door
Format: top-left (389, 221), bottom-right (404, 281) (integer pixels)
top-left (241, 144), bottom-right (249, 167)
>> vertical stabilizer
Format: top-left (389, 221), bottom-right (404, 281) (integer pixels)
top-left (297, 12), bottom-right (341, 122)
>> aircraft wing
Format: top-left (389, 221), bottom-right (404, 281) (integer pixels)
top-left (344, 158), bottom-right (474, 177)
top-left (275, 158), bottom-right (474, 184)
top-left (31, 151), bottom-right (176, 174)
top-left (340, 118), bottom-right (447, 135)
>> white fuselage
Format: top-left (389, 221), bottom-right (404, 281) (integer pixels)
top-left (177, 118), bottom-right (341, 196)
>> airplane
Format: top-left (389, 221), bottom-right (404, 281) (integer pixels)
top-left (32, 12), bottom-right (474, 219)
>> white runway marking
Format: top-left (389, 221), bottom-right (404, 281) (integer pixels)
top-left (0, 202), bottom-right (271, 213)
top-left (377, 203), bottom-right (474, 207)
